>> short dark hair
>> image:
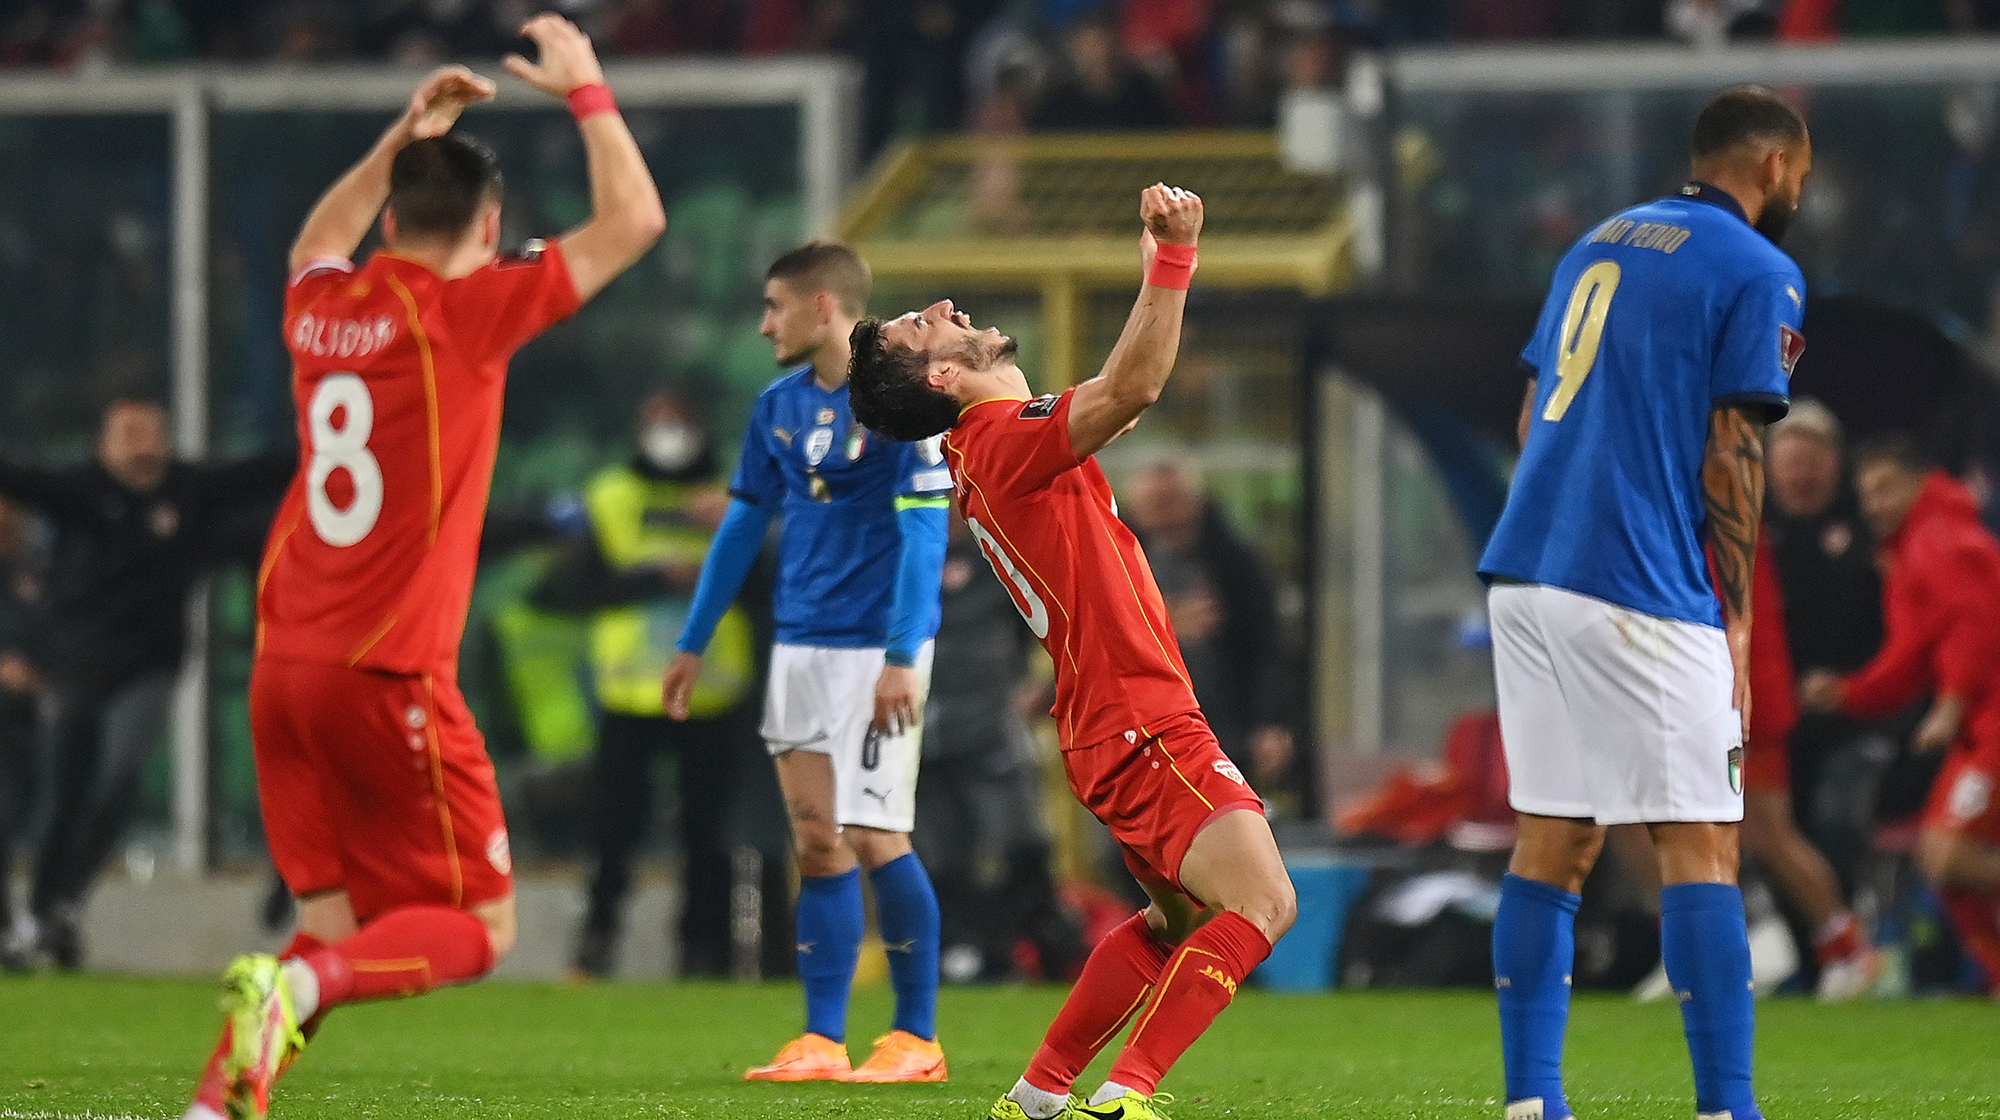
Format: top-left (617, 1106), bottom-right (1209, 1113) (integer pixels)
top-left (387, 134), bottom-right (503, 241)
top-left (1849, 431), bottom-right (1929, 476)
top-left (848, 318), bottom-right (961, 441)
top-left (1691, 85), bottom-right (1807, 162)
top-left (100, 393), bottom-right (167, 423)
top-left (769, 242), bottom-right (871, 318)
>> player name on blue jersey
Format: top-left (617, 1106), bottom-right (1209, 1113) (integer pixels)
top-left (731, 366), bottom-right (951, 648)
top-left (1479, 184), bottom-right (1802, 628)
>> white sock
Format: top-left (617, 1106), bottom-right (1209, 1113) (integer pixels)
top-left (1009, 1077), bottom-right (1070, 1119)
top-left (182, 1104), bottom-right (227, 1120)
top-left (1089, 1082), bottom-right (1139, 1106)
top-left (281, 957), bottom-right (321, 1021)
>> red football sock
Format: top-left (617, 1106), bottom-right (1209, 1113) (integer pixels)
top-left (190, 1026), bottom-right (232, 1114)
top-left (1940, 889), bottom-right (2000, 994)
top-left (303, 905), bottom-right (495, 1008)
top-left (1105, 910), bottom-right (1271, 1095)
top-left (1023, 911), bottom-right (1174, 1095)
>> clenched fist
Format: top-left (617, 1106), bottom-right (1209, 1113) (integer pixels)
top-left (1140, 183), bottom-right (1203, 247)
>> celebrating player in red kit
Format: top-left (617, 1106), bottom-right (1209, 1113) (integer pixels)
top-left (847, 185), bottom-right (1296, 1120)
top-left (181, 17), bottom-right (664, 1120)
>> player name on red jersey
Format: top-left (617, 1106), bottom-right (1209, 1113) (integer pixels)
top-left (258, 245), bottom-right (580, 675)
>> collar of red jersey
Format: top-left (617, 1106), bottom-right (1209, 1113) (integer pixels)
top-left (959, 395), bottom-right (1030, 418)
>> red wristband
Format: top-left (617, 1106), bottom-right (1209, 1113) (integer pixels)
top-left (567, 83), bottom-right (617, 121)
top-left (1147, 242), bottom-right (1197, 290)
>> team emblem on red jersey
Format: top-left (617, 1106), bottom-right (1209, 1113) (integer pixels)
top-left (486, 828), bottom-right (512, 875)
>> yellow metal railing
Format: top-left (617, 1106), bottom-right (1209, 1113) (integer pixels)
top-left (837, 131), bottom-right (1357, 385)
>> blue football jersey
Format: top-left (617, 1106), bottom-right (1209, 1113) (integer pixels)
top-left (1479, 186), bottom-right (1803, 626)
top-left (730, 366), bottom-right (952, 647)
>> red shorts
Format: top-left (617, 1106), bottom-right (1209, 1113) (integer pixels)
top-left (1742, 733), bottom-right (1790, 793)
top-left (1062, 711), bottom-right (1264, 904)
top-left (252, 657), bottom-right (512, 923)
top-left (1923, 749), bottom-right (2000, 842)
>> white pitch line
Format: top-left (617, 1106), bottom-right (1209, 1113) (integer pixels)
top-left (1, 1110), bottom-right (159, 1120)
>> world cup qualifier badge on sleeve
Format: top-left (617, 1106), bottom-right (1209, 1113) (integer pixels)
top-left (1779, 323), bottom-right (1806, 377)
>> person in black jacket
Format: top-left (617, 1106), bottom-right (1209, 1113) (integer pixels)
top-left (0, 497), bottom-right (46, 970)
top-left (0, 396), bottom-right (291, 969)
top-left (1762, 398), bottom-right (1908, 890)
top-left (1124, 459), bottom-right (1299, 796)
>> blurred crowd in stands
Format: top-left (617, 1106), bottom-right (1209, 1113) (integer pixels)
top-left (8, 0), bottom-right (2000, 157)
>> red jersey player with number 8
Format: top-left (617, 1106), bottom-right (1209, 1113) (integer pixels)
top-left (182, 16), bottom-right (665, 1120)
top-left (847, 184), bottom-right (1297, 1120)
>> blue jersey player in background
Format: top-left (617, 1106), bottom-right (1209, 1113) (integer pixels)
top-left (664, 242), bottom-right (952, 1083)
top-left (1478, 87), bottom-right (1811, 1120)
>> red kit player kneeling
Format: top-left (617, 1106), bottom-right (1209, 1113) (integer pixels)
top-left (184, 17), bottom-right (665, 1120)
top-left (848, 184), bottom-right (1297, 1120)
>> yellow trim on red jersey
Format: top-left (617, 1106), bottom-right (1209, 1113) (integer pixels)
top-left (345, 613), bottom-right (398, 667)
top-left (1095, 513), bottom-right (1200, 696)
top-left (253, 512), bottom-right (302, 658)
top-left (256, 511), bottom-right (300, 599)
top-left (422, 674), bottom-right (463, 908)
top-left (385, 273), bottom-right (444, 546)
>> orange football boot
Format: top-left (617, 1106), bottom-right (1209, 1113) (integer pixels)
top-left (841, 1030), bottom-right (948, 1082)
top-left (744, 1033), bottom-right (852, 1081)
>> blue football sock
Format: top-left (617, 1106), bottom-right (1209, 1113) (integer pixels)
top-left (871, 852), bottom-right (941, 1041)
top-left (1661, 882), bottom-right (1760, 1120)
top-left (1493, 873), bottom-right (1579, 1119)
top-left (797, 867), bottom-right (864, 1043)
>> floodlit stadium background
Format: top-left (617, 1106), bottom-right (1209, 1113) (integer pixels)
top-left (6, 3), bottom-right (2000, 984)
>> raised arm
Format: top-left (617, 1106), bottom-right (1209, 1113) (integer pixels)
top-left (1703, 404), bottom-right (1768, 738)
top-left (289, 67), bottom-right (496, 273)
top-left (504, 15), bottom-right (667, 304)
top-left (1065, 184), bottom-right (1203, 460)
top-left (0, 458), bottom-right (91, 522)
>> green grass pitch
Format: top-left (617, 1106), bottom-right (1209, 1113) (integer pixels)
top-left (3, 976), bottom-right (1995, 1118)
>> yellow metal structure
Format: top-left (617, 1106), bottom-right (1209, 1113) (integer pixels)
top-left (837, 132), bottom-right (1356, 385)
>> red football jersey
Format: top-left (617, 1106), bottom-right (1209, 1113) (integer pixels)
top-left (946, 388), bottom-right (1201, 750)
top-left (257, 244), bottom-right (580, 674)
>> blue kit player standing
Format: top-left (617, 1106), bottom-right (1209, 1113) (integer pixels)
top-left (662, 242), bottom-right (951, 1083)
top-left (1478, 87), bottom-right (1811, 1120)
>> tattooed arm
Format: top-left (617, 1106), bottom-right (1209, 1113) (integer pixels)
top-left (1703, 404), bottom-right (1768, 740)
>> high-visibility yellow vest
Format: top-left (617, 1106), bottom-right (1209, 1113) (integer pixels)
top-left (585, 466), bottom-right (755, 718)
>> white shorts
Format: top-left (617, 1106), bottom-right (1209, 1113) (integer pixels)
top-left (1490, 583), bottom-right (1743, 826)
top-left (761, 641), bottom-right (933, 832)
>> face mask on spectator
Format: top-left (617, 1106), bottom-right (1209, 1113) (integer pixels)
top-left (641, 421), bottom-right (705, 474)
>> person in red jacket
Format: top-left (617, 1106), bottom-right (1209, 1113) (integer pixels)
top-left (1802, 434), bottom-right (2000, 992)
